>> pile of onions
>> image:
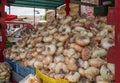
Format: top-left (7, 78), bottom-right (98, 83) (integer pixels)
top-left (4, 16), bottom-right (115, 83)
top-left (0, 62), bottom-right (12, 83)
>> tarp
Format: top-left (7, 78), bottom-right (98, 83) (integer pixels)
top-left (5, 15), bottom-right (17, 21)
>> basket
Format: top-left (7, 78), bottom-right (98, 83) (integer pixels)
top-left (36, 69), bottom-right (69, 83)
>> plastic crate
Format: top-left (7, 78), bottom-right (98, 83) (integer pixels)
top-left (36, 69), bottom-right (69, 83)
top-left (16, 62), bottom-right (35, 77)
top-left (12, 71), bottom-right (24, 83)
top-left (4, 57), bottom-right (16, 72)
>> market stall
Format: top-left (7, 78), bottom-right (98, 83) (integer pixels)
top-left (0, 0), bottom-right (119, 83)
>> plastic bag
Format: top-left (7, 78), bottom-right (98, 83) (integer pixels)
top-left (19, 74), bottom-right (41, 83)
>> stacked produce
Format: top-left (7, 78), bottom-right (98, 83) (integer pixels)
top-left (81, 0), bottom-right (99, 5)
top-left (4, 15), bottom-right (115, 83)
top-left (57, 4), bottom-right (79, 17)
top-left (0, 62), bottom-right (12, 83)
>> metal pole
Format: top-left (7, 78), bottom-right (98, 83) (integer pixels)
top-left (9, 5), bottom-right (11, 14)
top-left (65, 0), bottom-right (70, 16)
top-left (33, 0), bottom-right (35, 26)
top-left (55, 8), bottom-right (57, 19)
top-left (8, 6), bottom-right (11, 29)
top-left (79, 4), bottom-right (81, 16)
top-left (34, 7), bottom-right (35, 26)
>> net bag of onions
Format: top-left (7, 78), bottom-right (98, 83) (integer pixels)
top-left (0, 62), bottom-right (12, 83)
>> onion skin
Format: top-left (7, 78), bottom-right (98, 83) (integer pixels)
top-left (85, 67), bottom-right (99, 81)
top-left (65, 72), bottom-right (80, 83)
top-left (67, 58), bottom-right (78, 71)
top-left (100, 65), bottom-right (114, 81)
top-left (92, 48), bottom-right (107, 58)
top-left (55, 62), bottom-right (68, 74)
top-left (88, 58), bottom-right (107, 68)
top-left (76, 36), bottom-right (90, 46)
top-left (81, 48), bottom-right (91, 61)
top-left (107, 63), bottom-right (115, 75)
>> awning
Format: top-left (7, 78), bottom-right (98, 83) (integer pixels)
top-left (11, 0), bottom-right (64, 9)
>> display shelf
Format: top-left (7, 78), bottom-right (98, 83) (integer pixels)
top-left (8, 26), bottom-right (25, 37)
top-left (6, 21), bottom-right (34, 43)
